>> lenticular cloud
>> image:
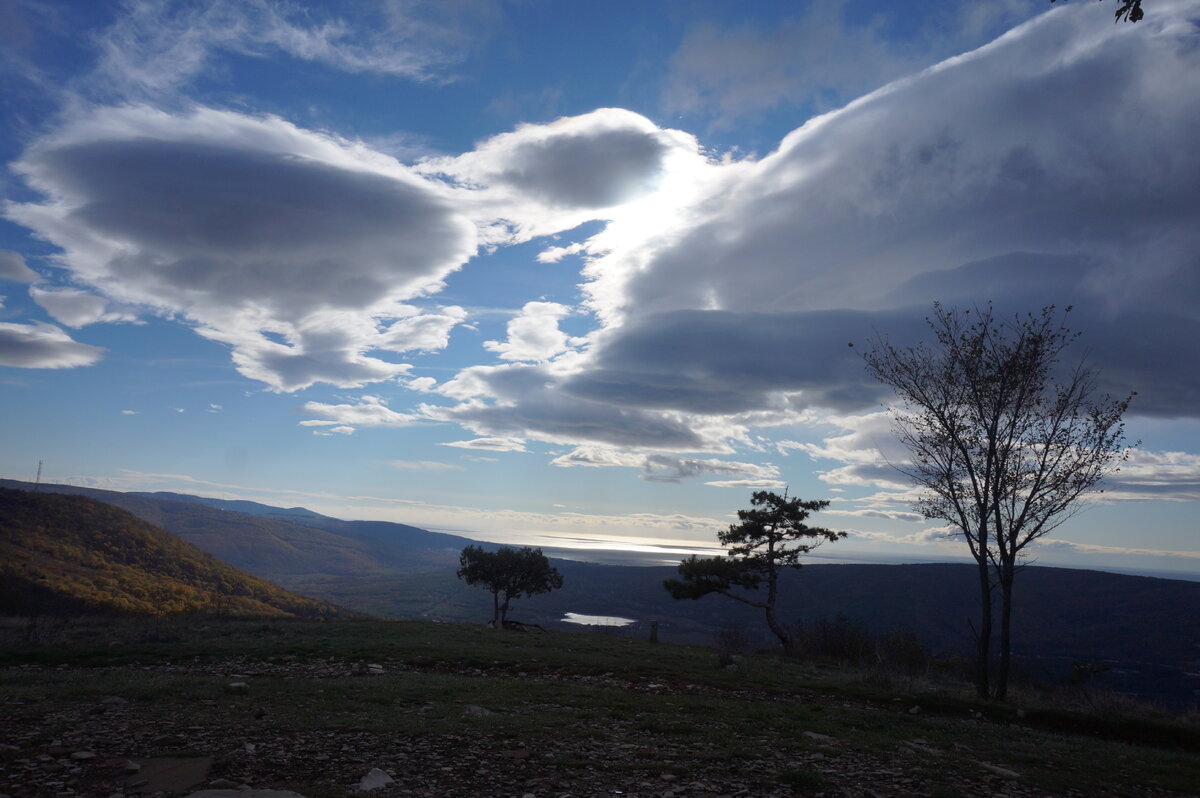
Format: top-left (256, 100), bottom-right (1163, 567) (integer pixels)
top-left (8, 105), bottom-right (477, 391)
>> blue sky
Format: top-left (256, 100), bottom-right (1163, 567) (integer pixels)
top-left (1, 0), bottom-right (1198, 576)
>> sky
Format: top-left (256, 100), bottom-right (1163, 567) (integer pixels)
top-left (1, 0), bottom-right (1198, 577)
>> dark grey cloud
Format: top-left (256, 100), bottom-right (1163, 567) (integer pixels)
top-left (557, 240), bottom-right (1199, 429)
top-left (417, 108), bottom-right (700, 239)
top-left (8, 106), bottom-right (476, 390)
top-left (568, 5), bottom-right (1200, 428)
top-left (0, 321), bottom-right (103, 368)
top-left (594, 7), bottom-right (1200, 327)
top-left (564, 308), bottom-right (924, 415)
top-left (32, 138), bottom-right (466, 316)
top-left (640, 454), bottom-right (777, 484)
top-left (0, 250), bottom-right (37, 283)
top-left (897, 253), bottom-right (1200, 417)
top-left (429, 364), bottom-right (713, 450)
top-left (494, 128), bottom-right (669, 209)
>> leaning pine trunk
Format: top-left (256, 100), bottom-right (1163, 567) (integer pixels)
top-left (763, 568), bottom-right (792, 652)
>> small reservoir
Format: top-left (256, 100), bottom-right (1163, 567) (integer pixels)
top-left (561, 612), bottom-right (636, 627)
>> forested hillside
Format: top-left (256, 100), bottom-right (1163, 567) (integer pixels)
top-left (0, 488), bottom-right (344, 618)
top-left (0, 480), bottom-right (471, 580)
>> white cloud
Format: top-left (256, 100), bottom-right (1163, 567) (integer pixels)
top-left (90, 0), bottom-right (498, 98)
top-left (704, 478), bottom-right (789, 489)
top-left (850, 526), bottom-right (962, 547)
top-left (121, 409), bottom-right (138, 415)
top-left (1031, 538), bottom-right (1200, 560)
top-left (483, 301), bottom-right (574, 362)
top-left (536, 241), bottom-right (586, 264)
top-left (1098, 449), bottom-right (1200, 502)
top-left (427, 363), bottom-right (725, 451)
top-left (312, 425), bottom-right (356, 437)
top-left (440, 436), bottom-right (528, 452)
top-left (0, 250), bottom-right (37, 282)
top-left (784, 412), bottom-right (901, 464)
top-left (642, 454), bottom-right (779, 484)
top-left (29, 285), bottom-right (139, 328)
top-left (8, 104), bottom-right (477, 391)
top-left (405, 376), bottom-right (439, 393)
top-left (378, 305), bottom-right (467, 353)
top-left (550, 445), bottom-right (781, 486)
top-left (389, 459), bottom-right (463, 471)
top-left (417, 108), bottom-right (711, 244)
top-left (207, 403), bottom-right (222, 413)
top-left (559, 4), bottom-right (1200, 425)
top-left (0, 321), bottom-right (104, 368)
top-left (549, 446), bottom-right (645, 469)
top-left (663, 1), bottom-right (1037, 124)
top-left (825, 508), bottom-right (925, 523)
top-left (788, 410), bottom-right (1200, 505)
top-left (300, 396), bottom-right (418, 428)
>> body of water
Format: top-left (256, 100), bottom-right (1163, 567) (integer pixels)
top-left (561, 612), bottom-right (636, 627)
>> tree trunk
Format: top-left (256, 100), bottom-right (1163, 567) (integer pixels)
top-left (491, 590), bottom-right (500, 625)
top-left (500, 594), bottom-right (511, 623)
top-left (974, 557), bottom-right (992, 699)
top-left (995, 566), bottom-right (1014, 701)
top-left (763, 568), bottom-right (792, 652)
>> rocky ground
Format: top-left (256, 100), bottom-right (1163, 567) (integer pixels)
top-left (0, 658), bottom-right (1188, 798)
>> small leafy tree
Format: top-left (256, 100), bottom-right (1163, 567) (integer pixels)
top-left (457, 545), bottom-right (563, 626)
top-left (664, 491), bottom-right (845, 651)
top-left (861, 304), bottom-right (1131, 700)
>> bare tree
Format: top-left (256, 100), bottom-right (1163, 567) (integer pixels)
top-left (860, 304), bottom-right (1131, 699)
top-left (664, 490), bottom-right (845, 652)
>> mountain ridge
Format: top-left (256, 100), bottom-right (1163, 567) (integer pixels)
top-left (0, 487), bottom-right (345, 618)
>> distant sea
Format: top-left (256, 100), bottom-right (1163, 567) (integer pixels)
top-left (540, 546), bottom-right (1200, 582)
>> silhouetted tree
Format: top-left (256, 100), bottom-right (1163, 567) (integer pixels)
top-left (664, 490), bottom-right (845, 652)
top-left (1050, 0), bottom-right (1144, 23)
top-left (861, 304), bottom-right (1131, 699)
top-left (457, 545), bottom-right (563, 626)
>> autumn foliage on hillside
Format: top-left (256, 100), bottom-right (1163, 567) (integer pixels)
top-left (0, 488), bottom-right (344, 618)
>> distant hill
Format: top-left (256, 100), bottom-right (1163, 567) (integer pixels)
top-left (0, 480), bottom-right (475, 581)
top-left (0, 488), bottom-right (345, 618)
top-left (130, 491), bottom-right (329, 522)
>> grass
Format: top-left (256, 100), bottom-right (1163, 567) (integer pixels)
top-left (1, 616), bottom-right (1197, 796)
